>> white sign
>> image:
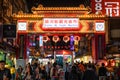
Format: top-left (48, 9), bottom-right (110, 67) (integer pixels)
top-left (95, 22), bottom-right (105, 31)
top-left (43, 18), bottom-right (79, 28)
top-left (18, 22), bottom-right (27, 30)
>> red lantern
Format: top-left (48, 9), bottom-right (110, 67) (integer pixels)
top-left (63, 36), bottom-right (70, 43)
top-left (52, 36), bottom-right (59, 43)
top-left (43, 36), bottom-right (49, 43)
top-left (74, 36), bottom-right (80, 41)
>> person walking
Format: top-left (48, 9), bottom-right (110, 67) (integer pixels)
top-left (98, 63), bottom-right (107, 80)
top-left (0, 60), bottom-right (11, 80)
top-left (23, 65), bottom-right (33, 80)
top-left (82, 64), bottom-right (98, 80)
top-left (65, 63), bottom-right (70, 80)
top-left (10, 65), bottom-right (16, 80)
top-left (69, 65), bottom-right (79, 80)
top-left (50, 62), bottom-right (59, 80)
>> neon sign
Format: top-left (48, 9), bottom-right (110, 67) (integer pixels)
top-left (43, 18), bottom-right (79, 28)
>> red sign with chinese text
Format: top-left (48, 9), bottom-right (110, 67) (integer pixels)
top-left (91, 0), bottom-right (120, 17)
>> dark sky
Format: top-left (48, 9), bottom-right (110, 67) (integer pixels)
top-left (26, 0), bottom-right (91, 12)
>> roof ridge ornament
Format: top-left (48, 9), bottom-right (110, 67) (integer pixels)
top-left (38, 4), bottom-right (43, 8)
top-left (79, 4), bottom-right (85, 8)
top-left (18, 10), bottom-right (24, 15)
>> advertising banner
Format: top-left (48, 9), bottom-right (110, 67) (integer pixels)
top-left (91, 0), bottom-right (120, 17)
top-left (3, 24), bottom-right (16, 38)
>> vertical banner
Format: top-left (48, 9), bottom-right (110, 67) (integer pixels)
top-left (39, 35), bottom-right (43, 47)
top-left (91, 0), bottom-right (120, 17)
top-left (70, 35), bottom-right (74, 51)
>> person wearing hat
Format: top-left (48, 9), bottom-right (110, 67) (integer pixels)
top-left (0, 60), bottom-right (11, 80)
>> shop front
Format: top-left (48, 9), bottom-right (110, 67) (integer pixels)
top-left (13, 5), bottom-right (107, 64)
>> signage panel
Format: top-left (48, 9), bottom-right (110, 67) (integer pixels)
top-left (42, 18), bottom-right (79, 30)
top-left (18, 22), bottom-right (27, 30)
top-left (91, 0), bottom-right (120, 17)
top-left (95, 22), bottom-right (105, 31)
top-left (3, 24), bottom-right (16, 38)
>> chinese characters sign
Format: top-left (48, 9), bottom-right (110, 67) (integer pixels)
top-left (105, 2), bottom-right (119, 17)
top-left (43, 18), bottom-right (79, 30)
top-left (91, 0), bottom-right (120, 17)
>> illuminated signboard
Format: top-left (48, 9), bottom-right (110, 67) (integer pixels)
top-left (39, 35), bottom-right (43, 47)
top-left (18, 22), bottom-right (27, 30)
top-left (95, 22), bottom-right (105, 31)
top-left (3, 24), bottom-right (16, 38)
top-left (91, 0), bottom-right (120, 17)
top-left (43, 18), bottom-right (79, 30)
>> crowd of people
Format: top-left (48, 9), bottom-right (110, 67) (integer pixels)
top-left (0, 59), bottom-right (120, 80)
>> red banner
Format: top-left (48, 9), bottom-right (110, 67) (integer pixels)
top-left (91, 0), bottom-right (120, 17)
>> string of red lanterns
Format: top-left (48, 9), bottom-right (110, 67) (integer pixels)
top-left (63, 36), bottom-right (70, 43)
top-left (43, 35), bottom-right (80, 43)
top-left (52, 35), bottom-right (59, 43)
top-left (43, 36), bottom-right (49, 43)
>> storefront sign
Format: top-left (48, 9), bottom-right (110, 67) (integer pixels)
top-left (91, 0), bottom-right (120, 17)
top-left (3, 24), bottom-right (16, 38)
top-left (43, 18), bottom-right (79, 30)
top-left (18, 21), bottom-right (27, 30)
top-left (95, 22), bottom-right (105, 31)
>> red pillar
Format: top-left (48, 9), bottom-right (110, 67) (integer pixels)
top-left (92, 33), bottom-right (106, 62)
top-left (16, 33), bottom-right (27, 59)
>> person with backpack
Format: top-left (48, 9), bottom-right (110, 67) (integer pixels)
top-left (82, 64), bottom-right (98, 80)
top-left (65, 63), bottom-right (70, 80)
top-left (50, 62), bottom-right (58, 80)
top-left (69, 65), bottom-right (79, 80)
top-left (0, 60), bottom-right (11, 80)
top-left (98, 63), bottom-right (107, 80)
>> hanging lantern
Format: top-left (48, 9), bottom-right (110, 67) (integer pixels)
top-left (74, 36), bottom-right (80, 41)
top-left (74, 40), bottom-right (79, 45)
top-left (52, 36), bottom-right (59, 43)
top-left (63, 36), bottom-right (70, 43)
top-left (43, 36), bottom-right (49, 43)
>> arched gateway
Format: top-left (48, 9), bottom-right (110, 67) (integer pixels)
top-left (13, 4), bottom-right (108, 64)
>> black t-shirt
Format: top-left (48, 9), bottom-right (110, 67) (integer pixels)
top-left (0, 68), bottom-right (11, 80)
top-left (98, 66), bottom-right (107, 76)
top-left (83, 70), bottom-right (97, 80)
